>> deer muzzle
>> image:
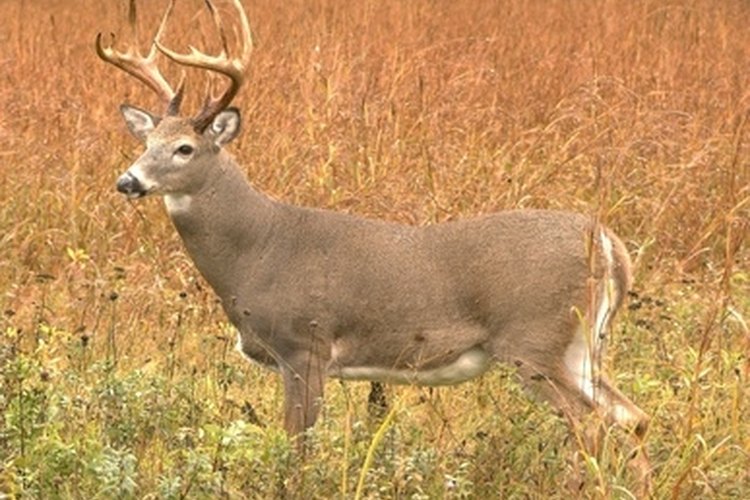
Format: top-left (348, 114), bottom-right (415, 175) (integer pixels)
top-left (116, 171), bottom-right (147, 198)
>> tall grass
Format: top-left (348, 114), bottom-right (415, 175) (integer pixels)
top-left (1, 0), bottom-right (748, 497)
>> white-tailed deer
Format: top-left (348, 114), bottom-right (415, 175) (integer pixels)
top-left (98, 0), bottom-right (650, 489)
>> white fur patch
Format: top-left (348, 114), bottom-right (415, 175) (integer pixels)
top-left (164, 194), bottom-right (192, 214)
top-left (564, 329), bottom-right (596, 401)
top-left (612, 402), bottom-right (640, 427)
top-left (235, 332), bottom-right (247, 359)
top-left (564, 229), bottom-right (618, 404)
top-left (593, 277), bottom-right (613, 360)
top-left (127, 163), bottom-right (157, 193)
top-left (235, 332), bottom-right (279, 372)
top-left (565, 334), bottom-right (642, 426)
top-left (595, 229), bottom-right (616, 352)
top-left (330, 347), bottom-right (490, 386)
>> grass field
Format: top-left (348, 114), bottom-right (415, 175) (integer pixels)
top-left (1, 0), bottom-right (748, 498)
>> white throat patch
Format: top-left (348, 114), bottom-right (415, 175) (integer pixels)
top-left (164, 194), bottom-right (193, 215)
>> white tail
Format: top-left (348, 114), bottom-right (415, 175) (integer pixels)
top-left (98, 0), bottom-right (650, 491)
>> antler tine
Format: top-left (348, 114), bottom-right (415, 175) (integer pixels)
top-left (128, 0), bottom-right (139, 46)
top-left (205, 0), bottom-right (231, 57)
top-left (96, 0), bottom-right (183, 113)
top-left (155, 0), bottom-right (253, 131)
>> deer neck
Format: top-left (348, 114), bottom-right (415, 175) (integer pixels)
top-left (164, 155), bottom-right (276, 298)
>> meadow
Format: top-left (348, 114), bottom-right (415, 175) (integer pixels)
top-left (1, 0), bottom-right (748, 497)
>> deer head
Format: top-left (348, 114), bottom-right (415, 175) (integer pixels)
top-left (96, 0), bottom-right (253, 199)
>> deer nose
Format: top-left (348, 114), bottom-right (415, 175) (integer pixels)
top-left (116, 171), bottom-right (146, 198)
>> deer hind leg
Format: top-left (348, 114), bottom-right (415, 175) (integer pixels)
top-left (565, 324), bottom-right (651, 492)
top-left (515, 355), bottom-right (650, 494)
top-left (512, 311), bottom-right (650, 492)
top-left (593, 376), bottom-right (651, 490)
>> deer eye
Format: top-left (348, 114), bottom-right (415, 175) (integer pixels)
top-left (176, 144), bottom-right (194, 156)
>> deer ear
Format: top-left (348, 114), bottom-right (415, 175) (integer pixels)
top-left (120, 104), bottom-right (158, 142)
top-left (206, 108), bottom-right (241, 146)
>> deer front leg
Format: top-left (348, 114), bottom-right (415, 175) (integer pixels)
top-left (280, 351), bottom-right (328, 438)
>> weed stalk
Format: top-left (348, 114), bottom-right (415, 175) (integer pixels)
top-left (107, 291), bottom-right (119, 369)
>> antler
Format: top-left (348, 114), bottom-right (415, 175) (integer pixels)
top-left (96, 0), bottom-right (185, 115)
top-left (155, 0), bottom-right (253, 131)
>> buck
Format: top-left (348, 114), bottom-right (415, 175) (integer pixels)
top-left (98, 0), bottom-right (650, 488)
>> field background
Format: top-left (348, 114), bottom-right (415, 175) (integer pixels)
top-left (1, 0), bottom-right (748, 498)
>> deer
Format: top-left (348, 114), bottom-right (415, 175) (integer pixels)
top-left (97, 0), bottom-right (651, 491)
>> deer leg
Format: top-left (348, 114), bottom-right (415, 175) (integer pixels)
top-left (515, 359), bottom-right (650, 494)
top-left (515, 362), bottom-right (605, 492)
top-left (280, 351), bottom-right (327, 439)
top-left (594, 376), bottom-right (650, 439)
top-left (594, 376), bottom-right (652, 491)
top-left (367, 382), bottom-right (388, 418)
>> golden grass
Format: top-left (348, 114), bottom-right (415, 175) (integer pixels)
top-left (1, 0), bottom-right (748, 497)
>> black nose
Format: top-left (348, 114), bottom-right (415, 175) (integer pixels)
top-left (116, 172), bottom-right (145, 197)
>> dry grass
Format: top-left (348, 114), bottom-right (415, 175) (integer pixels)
top-left (1, 0), bottom-right (748, 498)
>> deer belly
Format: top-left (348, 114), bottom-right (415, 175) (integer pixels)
top-left (330, 346), bottom-right (490, 386)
